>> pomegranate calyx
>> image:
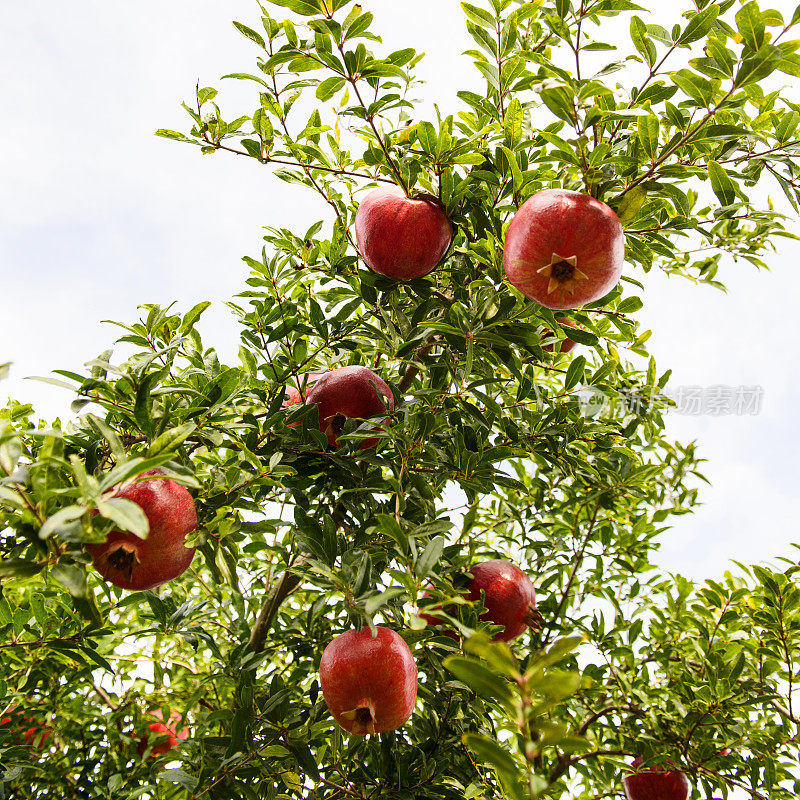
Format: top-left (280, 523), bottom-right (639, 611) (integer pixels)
top-left (323, 413), bottom-right (348, 442)
top-left (104, 542), bottom-right (141, 581)
top-left (537, 252), bottom-right (589, 297)
top-left (340, 700), bottom-right (376, 735)
top-left (526, 605), bottom-right (544, 631)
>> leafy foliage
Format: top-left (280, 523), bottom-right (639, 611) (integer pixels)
top-left (2, 0), bottom-right (800, 798)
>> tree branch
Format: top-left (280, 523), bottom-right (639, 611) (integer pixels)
top-left (249, 555), bottom-right (308, 653)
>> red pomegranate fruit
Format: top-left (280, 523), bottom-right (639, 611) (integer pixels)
top-left (137, 708), bottom-right (189, 757)
top-left (0, 709), bottom-right (52, 749)
top-left (319, 626), bottom-right (418, 735)
top-left (418, 591), bottom-right (460, 641)
top-left (282, 372), bottom-right (323, 408)
top-left (304, 366), bottom-right (394, 449)
top-left (623, 757), bottom-right (691, 800)
top-left (503, 189), bottom-right (625, 310)
top-left (355, 186), bottom-right (454, 280)
top-left (541, 318), bottom-right (580, 353)
top-left (466, 560), bottom-right (538, 642)
top-left (87, 469), bottom-right (197, 591)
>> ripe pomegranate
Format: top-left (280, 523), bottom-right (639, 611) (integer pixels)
top-left (137, 708), bottom-right (189, 757)
top-left (503, 189), bottom-right (625, 310)
top-left (466, 560), bottom-right (538, 642)
top-left (0, 709), bottom-right (52, 749)
top-left (541, 317), bottom-right (580, 353)
top-left (355, 185), bottom-right (454, 280)
top-left (87, 469), bottom-right (197, 591)
top-left (282, 373), bottom-right (322, 408)
top-left (304, 366), bottom-right (394, 449)
top-left (623, 757), bottom-right (691, 800)
top-left (418, 591), bottom-right (459, 641)
top-left (319, 626), bottom-right (417, 735)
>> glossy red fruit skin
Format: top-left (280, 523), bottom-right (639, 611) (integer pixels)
top-left (467, 560), bottom-right (537, 642)
top-left (355, 186), bottom-right (454, 280)
top-left (137, 708), bottom-right (189, 757)
top-left (503, 189), bottom-right (625, 310)
top-left (623, 758), bottom-right (690, 800)
top-left (305, 366), bottom-right (394, 449)
top-left (319, 627), bottom-right (418, 735)
top-left (87, 469), bottom-right (197, 591)
top-left (282, 373), bottom-right (323, 408)
top-left (542, 318), bottom-right (579, 354)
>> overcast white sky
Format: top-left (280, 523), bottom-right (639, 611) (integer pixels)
top-left (1, 0), bottom-right (798, 585)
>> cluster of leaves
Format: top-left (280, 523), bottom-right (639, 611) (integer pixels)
top-left (1, 0), bottom-right (800, 798)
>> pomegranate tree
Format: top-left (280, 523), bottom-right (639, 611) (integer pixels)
top-left (87, 469), bottom-right (197, 591)
top-left (319, 626), bottom-right (417, 735)
top-left (503, 189), bottom-right (625, 310)
top-left (355, 186), bottom-right (453, 280)
top-left (304, 366), bottom-right (394, 449)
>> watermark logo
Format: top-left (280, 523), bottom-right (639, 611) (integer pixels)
top-left (577, 385), bottom-right (764, 417)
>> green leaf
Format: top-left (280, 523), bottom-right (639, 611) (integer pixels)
top-left (179, 301), bottom-right (212, 333)
top-left (232, 21), bottom-right (266, 49)
top-left (155, 129), bottom-right (198, 144)
top-left (616, 186), bottom-right (647, 227)
top-left (364, 587), bottom-right (406, 616)
top-left (565, 355), bottom-right (586, 391)
top-left (637, 114), bottom-right (660, 160)
top-left (415, 536), bottom-right (445, 579)
top-left (462, 733), bottom-right (525, 800)
top-left (630, 16), bottom-right (656, 66)
top-left (352, 551), bottom-right (372, 597)
top-left (86, 414), bottom-right (126, 461)
top-left (498, 146), bottom-right (523, 191)
top-left (736, 1), bottom-right (765, 51)
top-left (444, 655), bottom-right (514, 704)
top-left (39, 505), bottom-right (87, 540)
top-left (95, 497), bottom-right (149, 538)
top-left (707, 160), bottom-right (737, 206)
top-left (461, 2), bottom-right (495, 26)
top-left (316, 76), bottom-right (345, 100)
top-left (0, 559), bottom-right (45, 579)
top-left (147, 423), bottom-right (197, 457)
top-left (51, 563), bottom-right (89, 598)
top-left (679, 6), bottom-right (719, 45)
top-left (97, 457), bottom-right (174, 493)
top-left (504, 97), bottom-right (523, 147)
top-left (159, 770), bottom-right (199, 788)
top-left (270, 0), bottom-right (326, 16)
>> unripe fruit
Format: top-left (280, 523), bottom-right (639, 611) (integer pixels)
top-left (503, 189), bottom-right (625, 310)
top-left (623, 757), bottom-right (691, 800)
top-left (319, 627), bottom-right (417, 735)
top-left (467, 560), bottom-right (538, 642)
top-left (305, 366), bottom-right (394, 449)
top-left (541, 318), bottom-right (580, 353)
top-left (87, 469), bottom-right (197, 591)
top-left (137, 708), bottom-right (189, 757)
top-left (355, 186), bottom-right (454, 280)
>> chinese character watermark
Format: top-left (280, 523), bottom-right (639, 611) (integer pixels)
top-left (577, 385), bottom-right (764, 418)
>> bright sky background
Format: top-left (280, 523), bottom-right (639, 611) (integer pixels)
top-left (2, 0), bottom-right (799, 591)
